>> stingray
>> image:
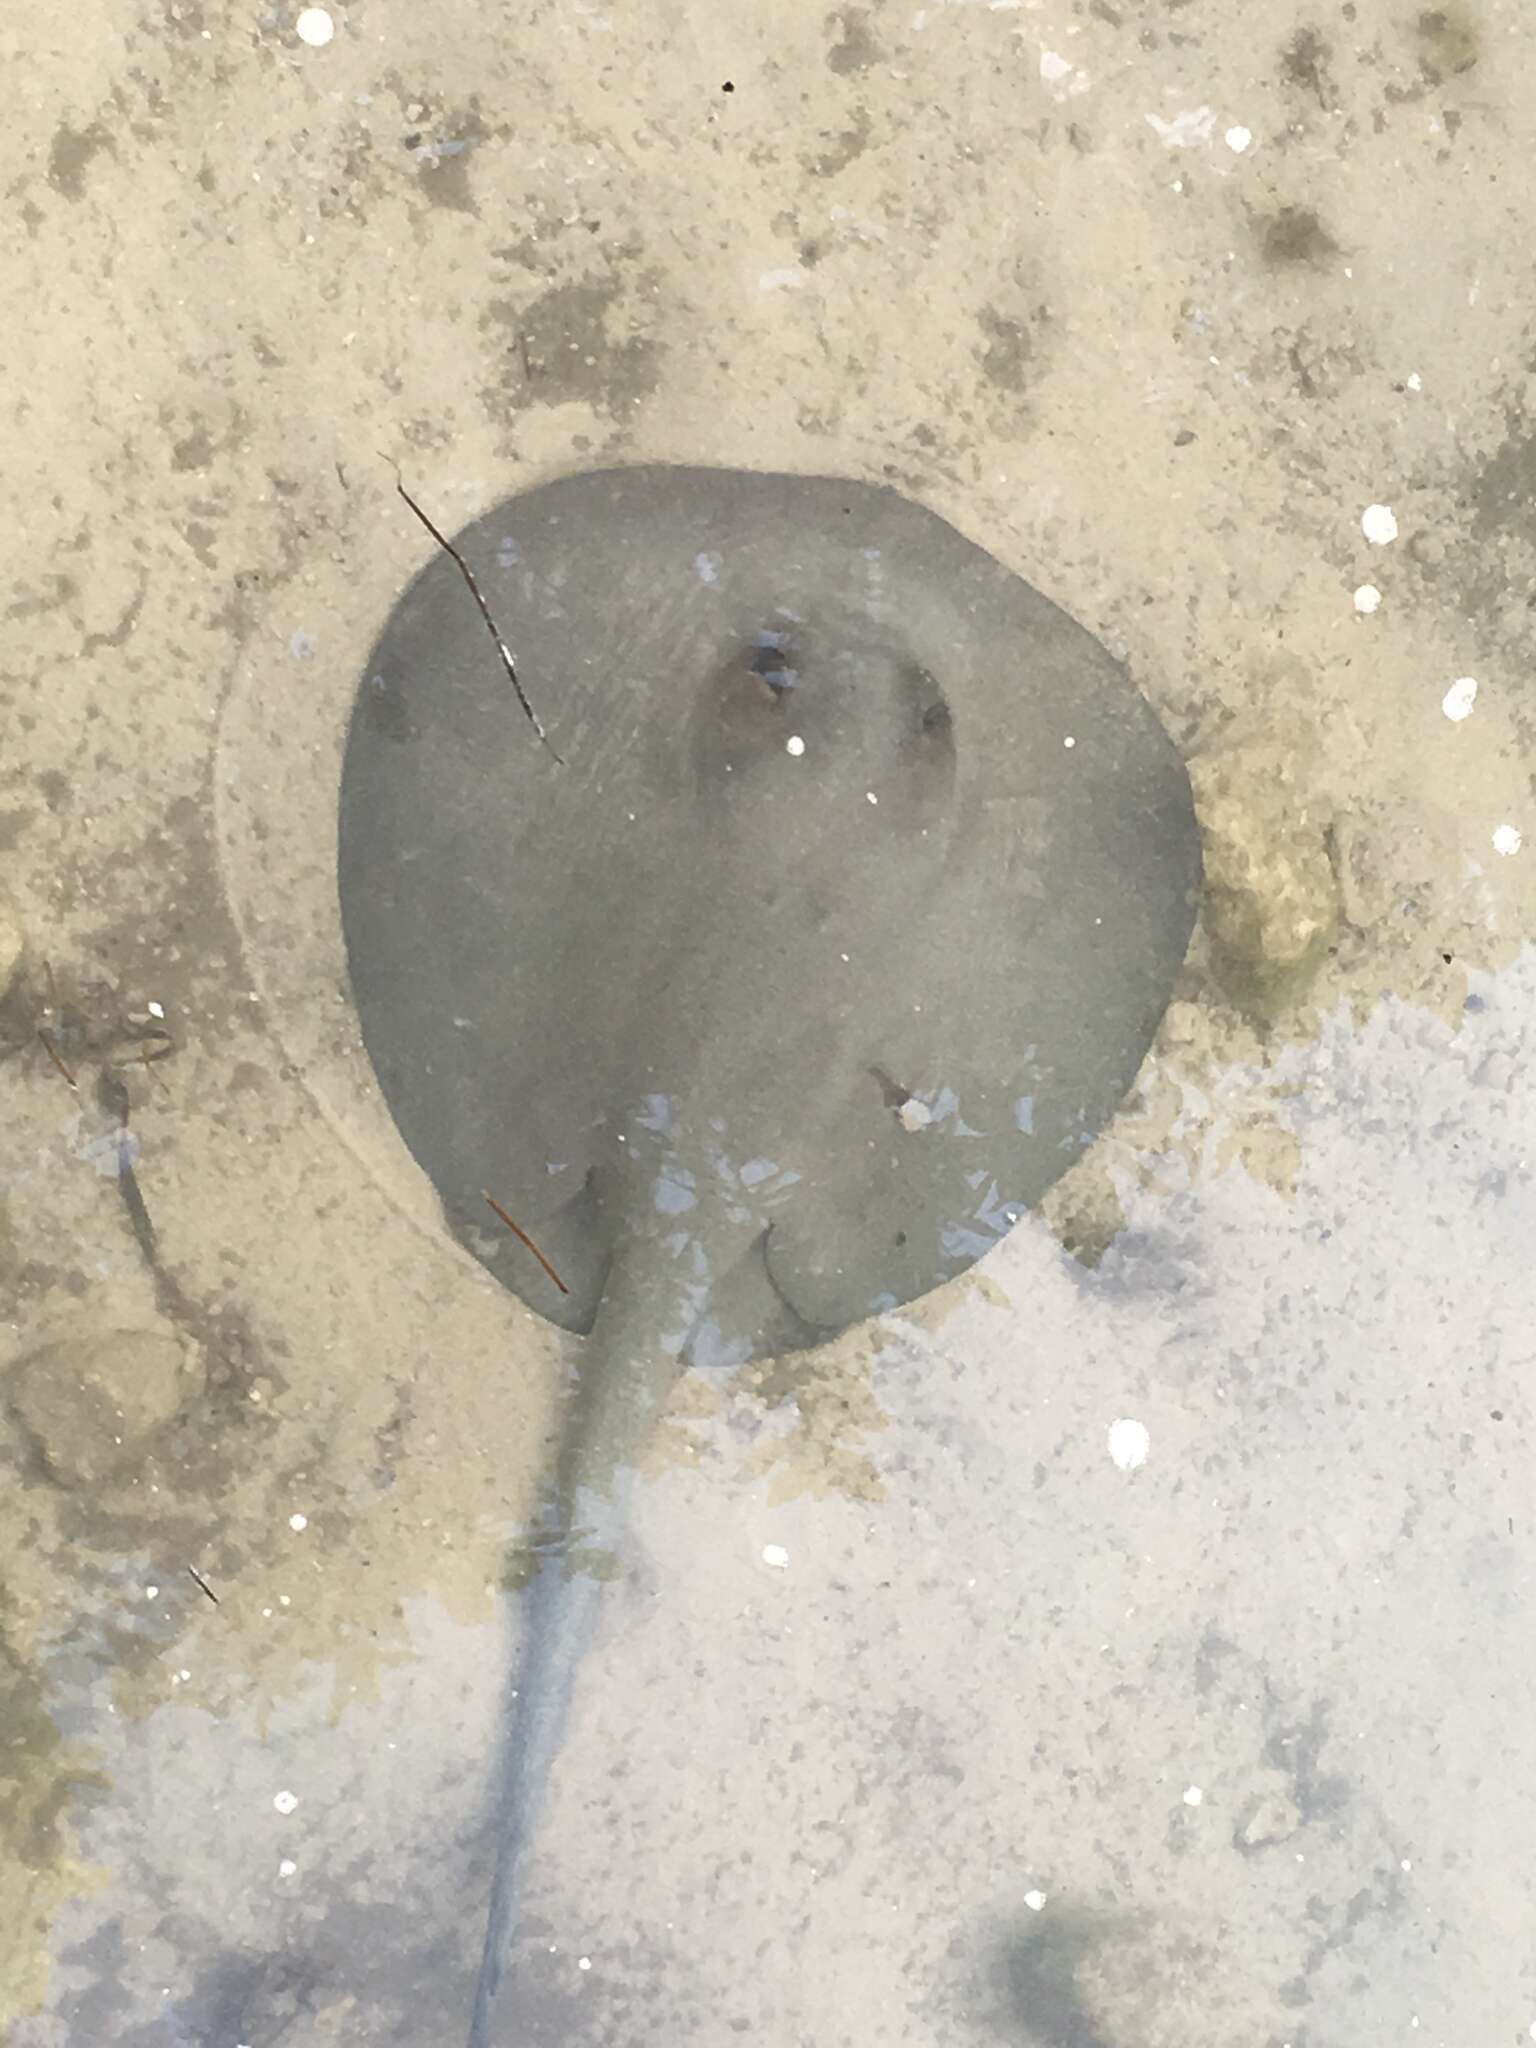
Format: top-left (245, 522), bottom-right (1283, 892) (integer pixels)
top-left (337, 465), bottom-right (1201, 2041)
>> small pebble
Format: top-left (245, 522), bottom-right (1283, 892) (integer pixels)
top-left (273, 1790), bottom-right (299, 1815)
top-left (1353, 584), bottom-right (1381, 615)
top-left (1224, 125), bottom-right (1252, 152)
top-left (1493, 824), bottom-right (1522, 857)
top-left (1183, 1785), bottom-right (1204, 1807)
top-left (295, 6), bottom-right (335, 44)
top-left (1023, 1889), bottom-right (1048, 1912)
top-left (1441, 676), bottom-right (1477, 722)
top-left (289, 1513), bottom-right (309, 1532)
top-left (786, 735), bottom-right (805, 757)
top-left (278, 1858), bottom-right (297, 1878)
top-left (1238, 1792), bottom-right (1300, 1847)
top-left (1361, 503), bottom-right (1399, 545)
top-left (762, 1543), bottom-right (790, 1569)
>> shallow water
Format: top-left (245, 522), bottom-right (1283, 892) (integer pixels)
top-left (8, 1), bottom-right (1536, 2040)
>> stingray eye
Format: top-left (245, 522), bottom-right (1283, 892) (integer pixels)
top-left (692, 633), bottom-right (810, 792)
top-left (901, 664), bottom-right (953, 742)
top-left (748, 633), bottom-right (799, 700)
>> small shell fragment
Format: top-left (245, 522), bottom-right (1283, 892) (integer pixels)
top-left (1107, 1418), bottom-right (1150, 1470)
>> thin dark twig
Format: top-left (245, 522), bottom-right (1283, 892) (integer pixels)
top-left (187, 1565), bottom-right (220, 1606)
top-left (483, 1191), bottom-right (570, 1295)
top-left (383, 458), bottom-right (562, 764)
top-left (37, 1029), bottom-right (77, 1090)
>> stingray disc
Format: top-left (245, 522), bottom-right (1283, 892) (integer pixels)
top-left (339, 466), bottom-right (1200, 1352)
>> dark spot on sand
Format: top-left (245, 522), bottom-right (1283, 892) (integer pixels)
top-left (47, 121), bottom-right (113, 200)
top-left (1257, 205), bottom-right (1338, 268)
top-left (1280, 25), bottom-right (1333, 106)
top-left (826, 6), bottom-right (883, 74)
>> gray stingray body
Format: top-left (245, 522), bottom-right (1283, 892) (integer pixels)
top-left (337, 465), bottom-right (1201, 2040)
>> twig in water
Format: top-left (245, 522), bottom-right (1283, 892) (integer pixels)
top-left (37, 1029), bottom-right (77, 1090)
top-left (186, 1565), bottom-right (220, 1606)
top-left (483, 1191), bottom-right (570, 1295)
top-left (383, 458), bottom-right (562, 764)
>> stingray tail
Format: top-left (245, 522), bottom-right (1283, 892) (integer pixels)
top-left (468, 1221), bottom-right (708, 2044)
top-left (467, 1549), bottom-right (608, 2045)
